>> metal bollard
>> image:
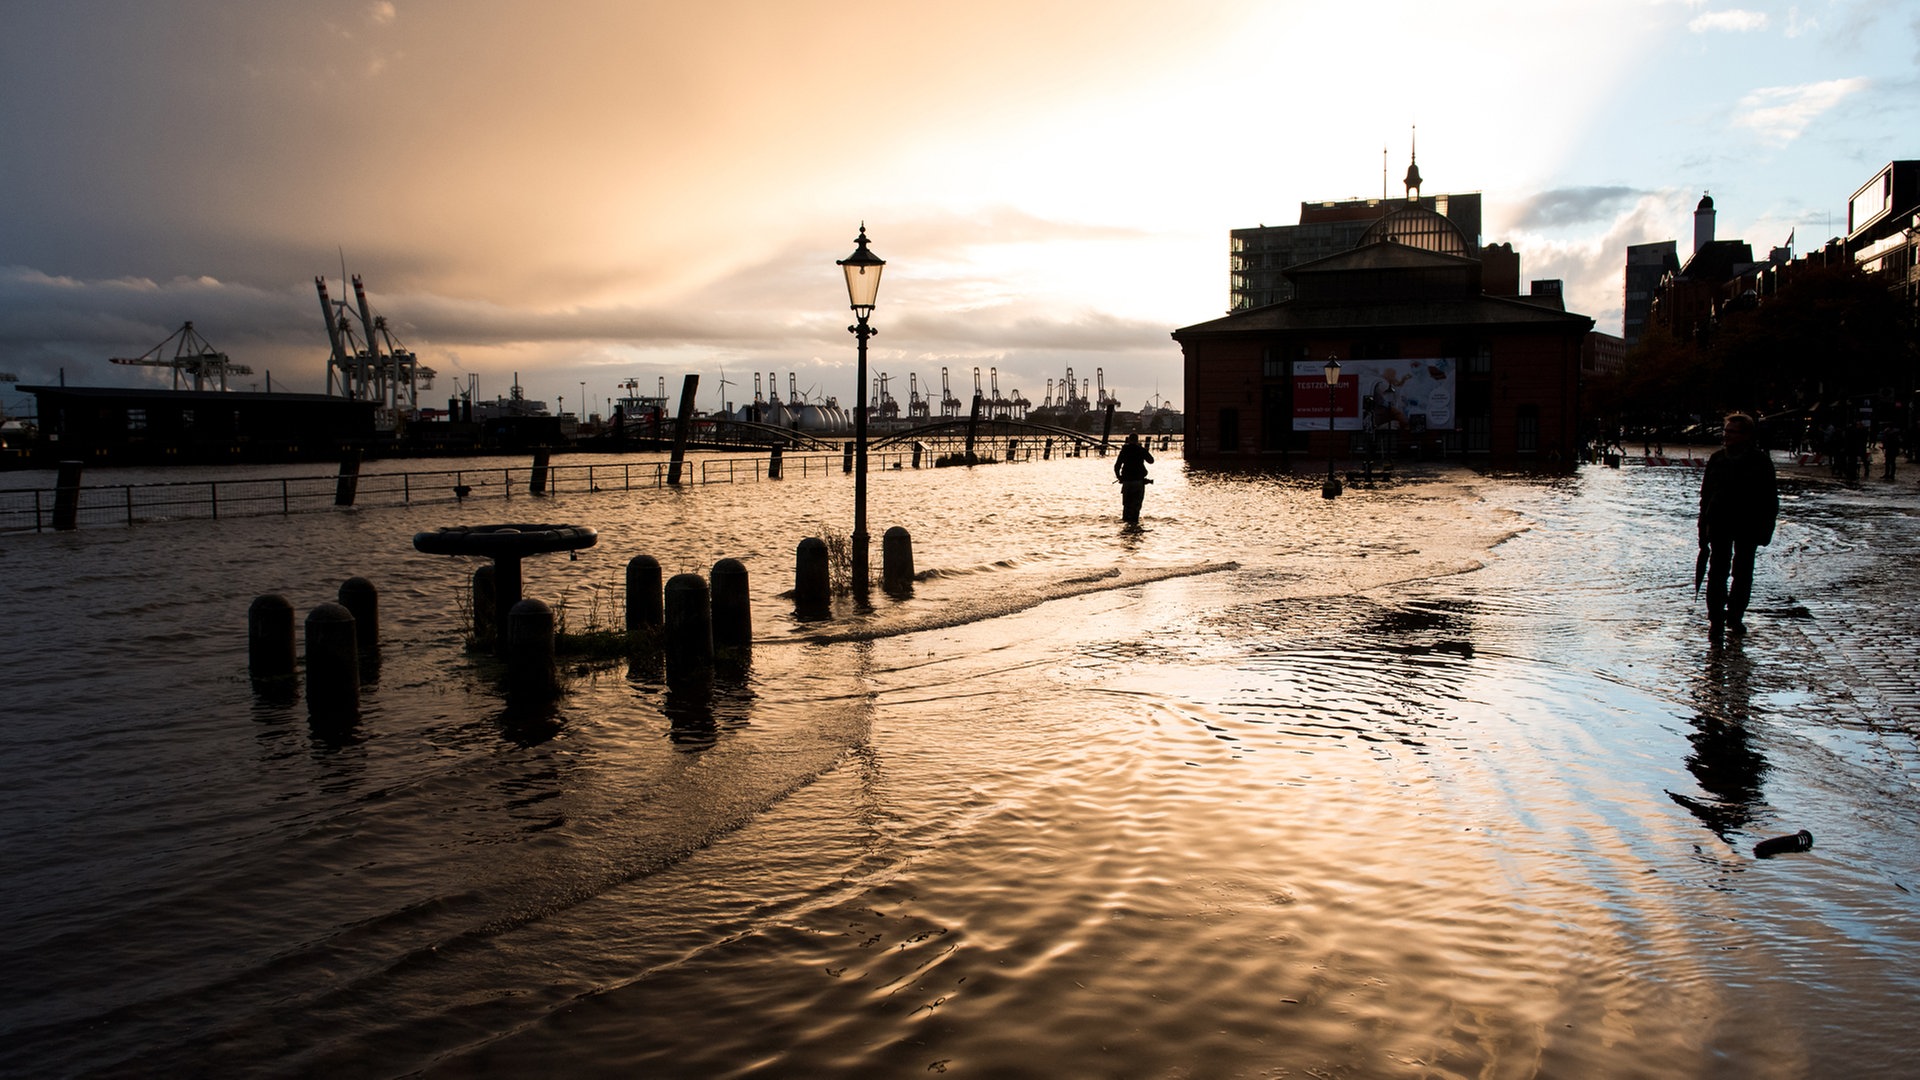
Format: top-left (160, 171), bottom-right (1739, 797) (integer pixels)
top-left (507, 597), bottom-right (559, 700)
top-left (664, 573), bottom-right (713, 686)
top-left (472, 564), bottom-right (497, 648)
top-left (53, 461), bottom-right (83, 531)
top-left (794, 537), bottom-right (830, 615)
top-left (627, 554), bottom-right (663, 628)
top-left (305, 602), bottom-right (360, 721)
top-left (248, 594), bottom-right (297, 686)
top-left (843, 442), bottom-right (854, 473)
top-left (882, 526), bottom-right (914, 594)
top-left (711, 558), bottom-right (752, 653)
top-left (769, 445), bottom-right (784, 480)
top-left (338, 577), bottom-right (378, 656)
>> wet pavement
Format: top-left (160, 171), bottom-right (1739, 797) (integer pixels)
top-left (3, 446), bottom-right (1918, 1078)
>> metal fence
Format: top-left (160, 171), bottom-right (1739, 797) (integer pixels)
top-left (0, 448), bottom-right (924, 533)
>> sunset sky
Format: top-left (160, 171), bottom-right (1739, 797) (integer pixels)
top-left (3, 0), bottom-right (1914, 420)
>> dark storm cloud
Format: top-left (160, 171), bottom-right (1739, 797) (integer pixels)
top-left (1509, 186), bottom-right (1645, 230)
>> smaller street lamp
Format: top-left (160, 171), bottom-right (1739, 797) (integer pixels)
top-left (1322, 357), bottom-right (1343, 499)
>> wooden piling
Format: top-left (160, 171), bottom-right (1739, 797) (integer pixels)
top-left (53, 461), bottom-right (83, 531)
top-left (334, 450), bottom-right (363, 507)
top-left (530, 449), bottom-right (551, 495)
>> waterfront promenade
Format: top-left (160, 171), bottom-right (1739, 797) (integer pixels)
top-left (1, 447), bottom-right (1916, 1078)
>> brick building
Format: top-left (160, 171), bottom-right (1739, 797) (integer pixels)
top-left (1174, 224), bottom-right (1593, 464)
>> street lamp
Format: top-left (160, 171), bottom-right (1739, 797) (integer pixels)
top-left (1322, 357), bottom-right (1343, 499)
top-left (838, 224), bottom-right (885, 595)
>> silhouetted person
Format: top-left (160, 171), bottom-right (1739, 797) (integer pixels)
top-left (1881, 425), bottom-right (1902, 481)
top-left (1698, 412), bottom-right (1777, 639)
top-left (1114, 433), bottom-right (1154, 524)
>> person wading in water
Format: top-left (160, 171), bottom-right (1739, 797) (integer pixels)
top-left (1114, 433), bottom-right (1155, 524)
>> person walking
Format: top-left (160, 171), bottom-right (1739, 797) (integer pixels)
top-left (1880, 425), bottom-right (1902, 481)
top-left (1114, 433), bottom-right (1155, 524)
top-left (1698, 412), bottom-right (1778, 639)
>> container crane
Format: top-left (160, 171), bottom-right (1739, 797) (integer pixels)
top-left (908, 373), bottom-right (930, 419)
top-left (109, 321), bottom-right (252, 391)
top-left (940, 367), bottom-right (962, 417)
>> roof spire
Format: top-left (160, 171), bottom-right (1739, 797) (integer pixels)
top-left (1403, 125), bottom-right (1422, 200)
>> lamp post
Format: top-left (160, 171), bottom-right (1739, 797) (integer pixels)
top-left (1322, 357), bottom-right (1343, 499)
top-left (838, 224), bottom-right (885, 596)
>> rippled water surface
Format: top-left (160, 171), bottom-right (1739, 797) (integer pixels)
top-left (2, 450), bottom-right (1916, 1078)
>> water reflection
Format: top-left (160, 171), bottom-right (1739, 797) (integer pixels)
top-left (1669, 642), bottom-right (1769, 841)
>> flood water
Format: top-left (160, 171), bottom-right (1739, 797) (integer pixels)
top-left (2, 448), bottom-right (1916, 1078)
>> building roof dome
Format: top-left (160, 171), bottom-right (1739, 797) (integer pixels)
top-left (1697, 192), bottom-right (1714, 211)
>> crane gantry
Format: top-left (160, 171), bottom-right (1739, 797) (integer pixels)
top-left (109, 322), bottom-right (252, 392)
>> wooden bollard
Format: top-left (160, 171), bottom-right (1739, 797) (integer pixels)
top-left (843, 442), bottom-right (854, 473)
top-left (665, 573), bottom-right (713, 685)
top-left (882, 526), bottom-right (914, 594)
top-left (248, 594), bottom-right (296, 685)
top-left (769, 445), bottom-right (784, 480)
top-left (912, 442), bottom-right (925, 469)
top-left (334, 450), bottom-right (362, 507)
top-left (1044, 438), bottom-right (1052, 460)
top-left (507, 597), bottom-right (559, 700)
top-left (472, 564), bottom-right (497, 648)
top-left (338, 577), bottom-right (378, 655)
top-left (795, 537), bottom-right (830, 614)
top-left (305, 602), bottom-right (360, 721)
top-left (627, 555), bottom-right (663, 628)
top-left (53, 461), bottom-right (83, 531)
top-left (711, 558), bottom-right (752, 652)
top-left (530, 449), bottom-right (551, 496)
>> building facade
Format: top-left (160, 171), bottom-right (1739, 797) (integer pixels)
top-left (1231, 191), bottom-right (1484, 310)
top-left (1623, 241), bottom-right (1678, 347)
top-left (1846, 161), bottom-right (1920, 317)
top-left (1177, 226), bottom-right (1593, 465)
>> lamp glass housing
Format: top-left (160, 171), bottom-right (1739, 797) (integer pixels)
top-left (1324, 358), bottom-right (1342, 385)
top-left (838, 226), bottom-right (886, 315)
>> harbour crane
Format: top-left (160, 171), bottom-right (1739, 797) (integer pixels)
top-left (989, 367), bottom-right (1008, 419)
top-left (940, 367), bottom-right (962, 417)
top-left (315, 275), bottom-right (436, 412)
top-left (109, 321), bottom-right (252, 392)
top-left (1096, 367), bottom-right (1118, 410)
top-left (908, 373), bottom-right (930, 419)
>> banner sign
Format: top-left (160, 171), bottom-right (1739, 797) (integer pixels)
top-left (1292, 359), bottom-right (1456, 432)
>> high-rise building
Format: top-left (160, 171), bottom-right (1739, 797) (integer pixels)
top-left (1622, 241), bottom-right (1678, 347)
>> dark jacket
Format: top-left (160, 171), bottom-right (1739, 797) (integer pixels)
top-left (1698, 446), bottom-right (1778, 545)
top-left (1114, 441), bottom-right (1154, 482)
